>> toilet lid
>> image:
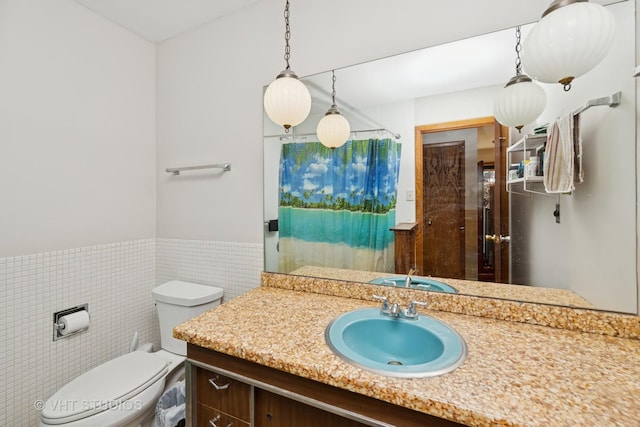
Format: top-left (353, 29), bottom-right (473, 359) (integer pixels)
top-left (41, 351), bottom-right (167, 424)
top-left (152, 280), bottom-right (223, 306)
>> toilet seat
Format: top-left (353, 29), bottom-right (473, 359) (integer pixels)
top-left (41, 351), bottom-right (167, 425)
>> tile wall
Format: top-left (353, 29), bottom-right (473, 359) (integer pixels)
top-left (155, 238), bottom-right (263, 301)
top-left (0, 238), bottom-right (263, 426)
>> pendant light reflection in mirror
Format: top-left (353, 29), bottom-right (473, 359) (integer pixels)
top-left (494, 26), bottom-right (546, 132)
top-left (495, 0), bottom-right (616, 132)
top-left (264, 0), bottom-right (311, 132)
top-left (317, 70), bottom-right (351, 149)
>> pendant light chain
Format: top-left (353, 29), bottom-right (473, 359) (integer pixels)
top-left (331, 70), bottom-right (337, 105)
top-left (514, 26), bottom-right (522, 76)
top-left (283, 0), bottom-right (291, 70)
top-left (317, 69), bottom-right (350, 148)
top-left (264, 0), bottom-right (311, 133)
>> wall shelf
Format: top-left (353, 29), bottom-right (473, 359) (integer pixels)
top-left (506, 133), bottom-right (550, 197)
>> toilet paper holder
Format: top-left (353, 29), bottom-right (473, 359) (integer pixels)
top-left (53, 303), bottom-right (89, 341)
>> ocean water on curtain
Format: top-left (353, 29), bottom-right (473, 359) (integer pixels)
top-left (278, 138), bottom-right (401, 273)
top-left (278, 207), bottom-right (395, 248)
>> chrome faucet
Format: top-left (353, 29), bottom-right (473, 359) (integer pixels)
top-left (373, 295), bottom-right (428, 320)
top-left (404, 267), bottom-right (416, 287)
top-left (389, 302), bottom-right (400, 317)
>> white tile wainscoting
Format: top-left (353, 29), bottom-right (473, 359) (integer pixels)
top-left (0, 238), bottom-right (262, 426)
top-left (156, 238), bottom-right (263, 302)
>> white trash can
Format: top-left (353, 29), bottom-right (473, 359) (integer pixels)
top-left (155, 379), bottom-right (186, 427)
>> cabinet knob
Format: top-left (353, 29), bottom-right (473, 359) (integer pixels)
top-left (208, 377), bottom-right (230, 390)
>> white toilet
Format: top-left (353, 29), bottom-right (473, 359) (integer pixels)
top-left (40, 280), bottom-right (223, 427)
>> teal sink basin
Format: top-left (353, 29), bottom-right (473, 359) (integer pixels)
top-left (369, 277), bottom-right (457, 293)
top-left (325, 308), bottom-right (467, 377)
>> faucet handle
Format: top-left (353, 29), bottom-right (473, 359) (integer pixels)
top-left (372, 295), bottom-right (391, 314)
top-left (404, 300), bottom-right (428, 319)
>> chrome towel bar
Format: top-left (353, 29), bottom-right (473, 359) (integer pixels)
top-left (166, 163), bottom-right (231, 175)
top-left (573, 91), bottom-right (621, 116)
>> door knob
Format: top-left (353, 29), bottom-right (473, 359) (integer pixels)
top-left (485, 234), bottom-right (511, 244)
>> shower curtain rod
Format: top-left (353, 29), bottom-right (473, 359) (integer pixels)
top-left (264, 127), bottom-right (401, 140)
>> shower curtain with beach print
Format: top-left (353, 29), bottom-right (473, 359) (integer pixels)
top-left (278, 138), bottom-right (401, 273)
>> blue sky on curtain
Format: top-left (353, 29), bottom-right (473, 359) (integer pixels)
top-left (278, 138), bottom-right (401, 273)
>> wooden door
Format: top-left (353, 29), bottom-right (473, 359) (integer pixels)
top-left (415, 117), bottom-right (509, 283)
top-left (477, 161), bottom-right (496, 282)
top-left (422, 141), bottom-right (465, 279)
top-left (493, 121), bottom-right (509, 282)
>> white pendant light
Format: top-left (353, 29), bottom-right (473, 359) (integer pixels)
top-left (264, 0), bottom-right (311, 131)
top-left (494, 75), bottom-right (547, 132)
top-left (522, 0), bottom-right (615, 91)
top-left (317, 71), bottom-right (350, 148)
top-left (494, 27), bottom-right (546, 132)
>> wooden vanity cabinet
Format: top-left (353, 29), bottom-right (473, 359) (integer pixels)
top-left (195, 369), bottom-right (251, 426)
top-left (390, 222), bottom-right (418, 274)
top-left (255, 389), bottom-right (367, 427)
top-left (188, 344), bottom-right (462, 427)
top-left (197, 403), bottom-right (249, 427)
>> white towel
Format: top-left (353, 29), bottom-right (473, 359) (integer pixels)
top-left (543, 114), bottom-right (581, 193)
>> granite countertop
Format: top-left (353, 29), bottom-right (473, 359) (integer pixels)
top-left (174, 286), bottom-right (640, 427)
top-left (290, 266), bottom-right (596, 309)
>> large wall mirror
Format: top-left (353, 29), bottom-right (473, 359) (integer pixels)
top-left (264, 0), bottom-right (638, 315)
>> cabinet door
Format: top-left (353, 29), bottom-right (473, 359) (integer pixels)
top-left (197, 403), bottom-right (250, 427)
top-left (197, 369), bottom-right (251, 422)
top-left (255, 389), bottom-right (367, 427)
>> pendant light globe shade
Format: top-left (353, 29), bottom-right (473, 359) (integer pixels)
top-left (264, 70), bottom-right (312, 130)
top-left (494, 75), bottom-right (547, 131)
top-left (521, 1), bottom-right (615, 88)
top-left (317, 108), bottom-right (351, 148)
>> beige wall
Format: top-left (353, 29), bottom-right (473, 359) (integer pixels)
top-left (0, 0), bottom-right (156, 257)
top-left (155, 0), bottom-right (568, 243)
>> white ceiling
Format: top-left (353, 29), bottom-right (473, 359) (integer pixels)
top-left (304, 23), bottom-right (535, 112)
top-left (71, 0), bottom-right (531, 111)
top-left (71, 0), bottom-right (616, 46)
top-left (69, 1), bottom-right (618, 114)
top-left (73, 0), bottom-right (261, 42)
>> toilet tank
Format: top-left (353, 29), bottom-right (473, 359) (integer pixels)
top-left (152, 280), bottom-right (224, 356)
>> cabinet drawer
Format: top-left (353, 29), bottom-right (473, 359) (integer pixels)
top-left (255, 389), bottom-right (368, 427)
top-left (197, 369), bottom-right (251, 421)
top-left (197, 403), bottom-right (250, 427)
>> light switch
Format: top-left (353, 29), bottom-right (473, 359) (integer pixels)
top-left (406, 189), bottom-right (415, 201)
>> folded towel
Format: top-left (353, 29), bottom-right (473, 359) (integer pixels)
top-left (573, 114), bottom-right (584, 184)
top-left (543, 114), bottom-right (581, 193)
